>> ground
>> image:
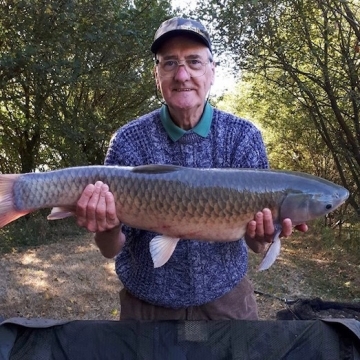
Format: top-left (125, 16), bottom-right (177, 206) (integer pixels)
top-left (0, 230), bottom-right (359, 321)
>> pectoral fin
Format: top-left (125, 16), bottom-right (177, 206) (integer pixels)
top-left (149, 235), bottom-right (180, 268)
top-left (257, 228), bottom-right (282, 271)
top-left (47, 206), bottom-right (76, 220)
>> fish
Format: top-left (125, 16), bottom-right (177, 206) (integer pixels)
top-left (0, 164), bottom-right (349, 270)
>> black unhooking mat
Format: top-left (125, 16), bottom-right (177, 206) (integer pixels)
top-left (0, 317), bottom-right (360, 360)
top-left (276, 298), bottom-right (360, 321)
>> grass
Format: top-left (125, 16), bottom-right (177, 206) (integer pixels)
top-left (0, 215), bottom-right (359, 321)
top-left (0, 211), bottom-right (86, 254)
top-left (0, 232), bottom-right (121, 320)
top-left (248, 225), bottom-right (360, 319)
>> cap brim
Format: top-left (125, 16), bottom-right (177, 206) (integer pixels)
top-left (151, 30), bottom-right (211, 54)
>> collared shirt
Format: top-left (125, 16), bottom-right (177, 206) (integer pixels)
top-left (160, 102), bottom-right (214, 141)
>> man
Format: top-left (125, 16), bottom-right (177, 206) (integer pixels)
top-left (75, 17), bottom-right (307, 320)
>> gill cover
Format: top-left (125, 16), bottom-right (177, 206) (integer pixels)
top-left (280, 192), bottom-right (334, 225)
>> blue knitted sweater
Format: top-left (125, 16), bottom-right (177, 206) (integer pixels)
top-left (105, 104), bottom-right (269, 308)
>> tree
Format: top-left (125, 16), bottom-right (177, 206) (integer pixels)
top-left (198, 0), bottom-right (360, 214)
top-left (216, 74), bottom-right (334, 177)
top-left (0, 0), bottom-right (172, 173)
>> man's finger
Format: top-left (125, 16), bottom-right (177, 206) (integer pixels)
top-left (262, 208), bottom-right (274, 237)
top-left (281, 218), bottom-right (293, 237)
top-left (95, 184), bottom-right (108, 224)
top-left (254, 211), bottom-right (264, 237)
top-left (76, 184), bottom-right (95, 217)
top-left (105, 191), bottom-right (118, 224)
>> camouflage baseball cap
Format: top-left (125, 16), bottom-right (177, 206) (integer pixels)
top-left (151, 17), bottom-right (212, 54)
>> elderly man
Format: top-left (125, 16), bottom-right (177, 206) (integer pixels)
top-left (75, 17), bottom-right (307, 320)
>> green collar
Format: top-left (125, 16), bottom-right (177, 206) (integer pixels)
top-left (160, 102), bottom-right (213, 142)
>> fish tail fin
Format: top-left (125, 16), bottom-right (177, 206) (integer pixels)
top-left (257, 229), bottom-right (282, 271)
top-left (149, 235), bottom-right (180, 268)
top-left (0, 174), bottom-right (30, 228)
top-left (47, 206), bottom-right (76, 220)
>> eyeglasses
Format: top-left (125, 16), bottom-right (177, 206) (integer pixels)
top-left (155, 59), bottom-right (212, 78)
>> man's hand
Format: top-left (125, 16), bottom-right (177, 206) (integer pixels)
top-left (75, 181), bottom-right (124, 258)
top-left (76, 181), bottom-right (120, 233)
top-left (245, 208), bottom-right (308, 253)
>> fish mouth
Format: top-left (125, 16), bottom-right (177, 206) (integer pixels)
top-left (338, 188), bottom-right (350, 203)
top-left (332, 188), bottom-right (349, 210)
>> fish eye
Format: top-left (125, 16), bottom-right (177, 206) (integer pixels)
top-left (326, 204), bottom-right (332, 210)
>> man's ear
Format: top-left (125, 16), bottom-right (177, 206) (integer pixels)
top-left (153, 67), bottom-right (160, 89)
top-left (211, 61), bottom-right (216, 85)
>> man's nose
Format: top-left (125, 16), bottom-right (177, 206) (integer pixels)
top-left (174, 63), bottom-right (191, 81)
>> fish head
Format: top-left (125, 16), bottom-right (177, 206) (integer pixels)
top-left (279, 185), bottom-right (349, 225)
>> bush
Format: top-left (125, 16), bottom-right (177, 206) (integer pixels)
top-left (0, 210), bottom-right (86, 254)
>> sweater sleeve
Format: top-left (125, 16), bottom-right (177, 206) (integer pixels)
top-left (231, 123), bottom-right (269, 170)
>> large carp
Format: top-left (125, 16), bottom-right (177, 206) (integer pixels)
top-left (0, 165), bottom-right (349, 270)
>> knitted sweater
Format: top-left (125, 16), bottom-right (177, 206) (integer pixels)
top-left (105, 105), bottom-right (269, 308)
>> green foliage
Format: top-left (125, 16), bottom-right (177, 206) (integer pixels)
top-left (0, 0), bottom-right (172, 172)
top-left (216, 74), bottom-right (336, 178)
top-left (198, 0), bottom-right (360, 215)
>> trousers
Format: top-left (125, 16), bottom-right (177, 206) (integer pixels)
top-left (119, 275), bottom-right (258, 320)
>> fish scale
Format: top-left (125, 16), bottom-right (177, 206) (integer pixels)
top-left (0, 164), bottom-right (349, 269)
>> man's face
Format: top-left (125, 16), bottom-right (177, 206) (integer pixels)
top-left (154, 36), bottom-right (215, 112)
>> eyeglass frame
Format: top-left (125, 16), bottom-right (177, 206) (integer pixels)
top-left (155, 57), bottom-right (213, 78)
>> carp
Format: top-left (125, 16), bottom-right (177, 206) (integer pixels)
top-left (0, 165), bottom-right (349, 270)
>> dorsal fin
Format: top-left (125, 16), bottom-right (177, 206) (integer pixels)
top-left (131, 164), bottom-right (183, 174)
